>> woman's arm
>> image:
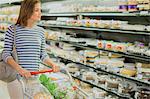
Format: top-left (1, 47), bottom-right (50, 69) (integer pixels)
top-left (43, 57), bottom-right (59, 72)
top-left (6, 57), bottom-right (31, 78)
top-left (40, 29), bottom-right (59, 72)
top-left (2, 25), bottom-right (31, 78)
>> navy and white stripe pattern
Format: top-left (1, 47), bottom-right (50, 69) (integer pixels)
top-left (2, 24), bottom-right (48, 71)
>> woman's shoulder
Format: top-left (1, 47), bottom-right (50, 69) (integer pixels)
top-left (7, 24), bottom-right (15, 29)
top-left (7, 24), bottom-right (22, 30)
top-left (5, 24), bottom-right (17, 33)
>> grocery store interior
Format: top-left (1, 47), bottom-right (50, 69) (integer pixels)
top-left (0, 0), bottom-right (150, 99)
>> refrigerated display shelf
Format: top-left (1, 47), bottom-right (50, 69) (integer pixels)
top-left (80, 12), bottom-right (138, 17)
top-left (0, 21), bottom-right (14, 24)
top-left (42, 12), bottom-right (150, 17)
top-left (39, 24), bottom-right (150, 35)
top-left (0, 0), bottom-right (21, 8)
top-left (74, 44), bottom-right (150, 63)
top-left (42, 13), bottom-right (77, 17)
top-left (72, 75), bottom-right (132, 99)
top-left (38, 54), bottom-right (132, 99)
top-left (80, 12), bottom-right (150, 17)
top-left (0, 0), bottom-right (64, 8)
top-left (46, 40), bottom-right (150, 63)
top-left (47, 52), bottom-right (150, 87)
top-left (97, 68), bottom-right (150, 87)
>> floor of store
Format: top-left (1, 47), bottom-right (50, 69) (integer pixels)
top-left (0, 81), bottom-right (10, 99)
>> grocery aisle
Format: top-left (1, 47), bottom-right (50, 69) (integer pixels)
top-left (0, 81), bottom-right (10, 99)
top-left (0, 0), bottom-right (150, 99)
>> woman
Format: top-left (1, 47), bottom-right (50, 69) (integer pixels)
top-left (2, 0), bottom-right (59, 98)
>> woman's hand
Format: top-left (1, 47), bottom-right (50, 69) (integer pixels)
top-left (43, 58), bottom-right (60, 72)
top-left (52, 64), bottom-right (60, 72)
top-left (17, 68), bottom-right (32, 78)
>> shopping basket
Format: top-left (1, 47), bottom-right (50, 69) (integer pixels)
top-left (17, 69), bottom-right (54, 99)
top-left (17, 68), bottom-right (91, 99)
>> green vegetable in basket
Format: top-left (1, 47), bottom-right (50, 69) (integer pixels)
top-left (39, 74), bottom-right (69, 99)
top-left (39, 74), bottom-right (57, 95)
top-left (39, 73), bottom-right (49, 83)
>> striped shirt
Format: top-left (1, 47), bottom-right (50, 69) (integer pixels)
top-left (2, 24), bottom-right (49, 71)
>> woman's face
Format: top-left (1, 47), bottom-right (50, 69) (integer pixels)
top-left (30, 3), bottom-right (41, 22)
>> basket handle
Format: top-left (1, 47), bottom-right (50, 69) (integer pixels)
top-left (30, 69), bottom-right (53, 75)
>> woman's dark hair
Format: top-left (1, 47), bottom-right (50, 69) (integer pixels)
top-left (16, 0), bottom-right (40, 26)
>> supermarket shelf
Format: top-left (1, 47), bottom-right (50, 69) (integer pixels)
top-left (0, 21), bottom-right (13, 24)
top-left (47, 40), bottom-right (150, 63)
top-left (72, 75), bottom-right (132, 99)
top-left (96, 68), bottom-right (150, 87)
top-left (42, 13), bottom-right (77, 17)
top-left (80, 12), bottom-right (138, 17)
top-left (0, 0), bottom-right (21, 8)
top-left (76, 44), bottom-right (150, 63)
top-left (47, 51), bottom-right (150, 87)
top-left (39, 24), bottom-right (150, 35)
top-left (42, 12), bottom-right (150, 17)
top-left (44, 52), bottom-right (133, 97)
top-left (130, 10), bottom-right (150, 15)
top-left (80, 12), bottom-right (150, 17)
